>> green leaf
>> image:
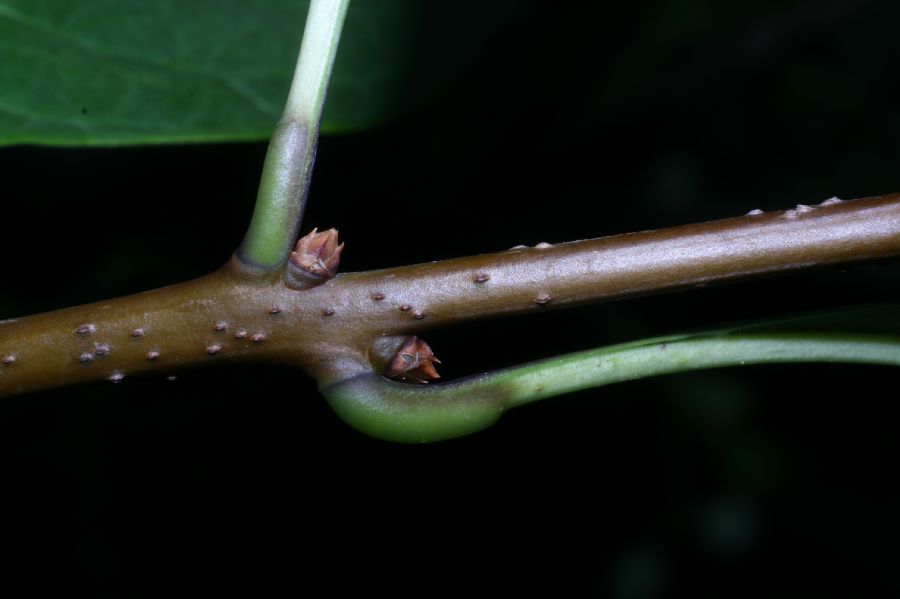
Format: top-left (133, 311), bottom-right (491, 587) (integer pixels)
top-left (0, 0), bottom-right (505, 146)
top-left (324, 304), bottom-right (900, 443)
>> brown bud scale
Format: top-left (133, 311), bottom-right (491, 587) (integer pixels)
top-left (289, 228), bottom-right (344, 279)
top-left (385, 336), bottom-right (442, 384)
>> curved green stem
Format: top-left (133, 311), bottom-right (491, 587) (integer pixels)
top-left (323, 309), bottom-right (900, 443)
top-left (237, 0), bottom-right (350, 273)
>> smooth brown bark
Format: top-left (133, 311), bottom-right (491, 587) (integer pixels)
top-left (2, 193), bottom-right (899, 397)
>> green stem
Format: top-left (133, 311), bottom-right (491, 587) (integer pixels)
top-left (236, 0), bottom-right (350, 273)
top-left (324, 327), bottom-right (900, 443)
top-left (284, 0), bottom-right (351, 126)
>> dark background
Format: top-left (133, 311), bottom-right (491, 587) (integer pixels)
top-left (2, 1), bottom-right (900, 595)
